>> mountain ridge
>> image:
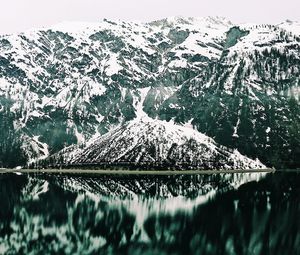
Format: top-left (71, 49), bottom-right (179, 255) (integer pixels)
top-left (0, 16), bottom-right (299, 168)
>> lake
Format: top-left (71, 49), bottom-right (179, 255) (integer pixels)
top-left (0, 171), bottom-right (299, 254)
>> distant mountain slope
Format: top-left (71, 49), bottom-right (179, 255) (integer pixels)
top-left (0, 17), bottom-right (299, 168)
top-left (158, 22), bottom-right (300, 168)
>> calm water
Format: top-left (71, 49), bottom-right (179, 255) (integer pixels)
top-left (0, 171), bottom-right (299, 255)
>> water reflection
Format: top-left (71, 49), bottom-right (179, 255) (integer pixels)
top-left (0, 172), bottom-right (299, 254)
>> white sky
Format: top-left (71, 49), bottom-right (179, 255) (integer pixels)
top-left (1, 0), bottom-right (299, 34)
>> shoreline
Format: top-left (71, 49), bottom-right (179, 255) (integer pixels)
top-left (0, 168), bottom-right (275, 175)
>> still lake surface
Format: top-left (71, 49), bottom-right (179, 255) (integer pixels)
top-left (0, 171), bottom-right (299, 254)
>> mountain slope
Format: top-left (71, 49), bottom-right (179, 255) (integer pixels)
top-left (0, 17), bottom-right (231, 166)
top-left (158, 22), bottom-right (300, 168)
top-left (0, 17), bottom-right (299, 168)
top-left (48, 117), bottom-right (265, 170)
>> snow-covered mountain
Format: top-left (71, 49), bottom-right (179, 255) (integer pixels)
top-left (0, 17), bottom-right (299, 168)
top-left (50, 117), bottom-right (265, 170)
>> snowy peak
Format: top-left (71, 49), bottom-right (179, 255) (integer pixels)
top-left (278, 20), bottom-right (300, 35)
top-left (0, 16), bottom-right (299, 169)
top-left (58, 118), bottom-right (266, 170)
top-left (223, 23), bottom-right (298, 56)
top-left (149, 16), bottom-right (232, 29)
top-left (49, 21), bottom-right (104, 34)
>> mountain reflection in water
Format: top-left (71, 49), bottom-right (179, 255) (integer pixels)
top-left (0, 172), bottom-right (299, 255)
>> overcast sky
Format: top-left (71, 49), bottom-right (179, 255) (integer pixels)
top-left (1, 0), bottom-right (299, 34)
